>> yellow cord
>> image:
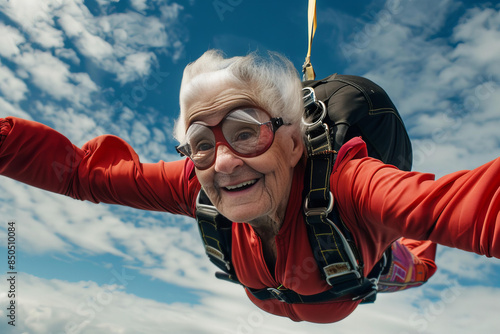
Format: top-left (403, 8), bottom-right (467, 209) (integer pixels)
top-left (303, 0), bottom-right (317, 81)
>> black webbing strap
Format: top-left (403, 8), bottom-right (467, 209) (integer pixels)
top-left (247, 278), bottom-right (376, 304)
top-left (195, 190), bottom-right (240, 284)
top-left (302, 87), bottom-right (374, 293)
top-left (298, 87), bottom-right (379, 299)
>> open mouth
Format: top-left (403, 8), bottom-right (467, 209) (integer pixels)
top-left (224, 179), bottom-right (257, 192)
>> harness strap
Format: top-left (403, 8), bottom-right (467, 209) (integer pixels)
top-left (196, 190), bottom-right (240, 284)
top-left (301, 87), bottom-right (389, 304)
top-left (247, 278), bottom-right (377, 304)
top-left (302, 88), bottom-right (366, 287)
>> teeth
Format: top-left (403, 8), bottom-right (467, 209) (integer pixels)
top-left (225, 180), bottom-right (257, 190)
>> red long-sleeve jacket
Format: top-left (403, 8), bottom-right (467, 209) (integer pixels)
top-left (1, 116), bottom-right (499, 323)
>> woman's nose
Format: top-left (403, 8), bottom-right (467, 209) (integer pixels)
top-left (213, 144), bottom-right (244, 174)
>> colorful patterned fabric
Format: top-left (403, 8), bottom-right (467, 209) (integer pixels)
top-left (378, 239), bottom-right (436, 293)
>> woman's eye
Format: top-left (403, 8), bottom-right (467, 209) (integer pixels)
top-left (195, 141), bottom-right (214, 152)
top-left (237, 132), bottom-right (252, 141)
top-left (233, 128), bottom-right (258, 142)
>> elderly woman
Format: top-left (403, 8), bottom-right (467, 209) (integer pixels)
top-left (1, 50), bottom-right (500, 323)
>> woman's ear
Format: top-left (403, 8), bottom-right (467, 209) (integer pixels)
top-left (287, 127), bottom-right (306, 167)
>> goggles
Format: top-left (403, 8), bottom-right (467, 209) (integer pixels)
top-left (176, 108), bottom-right (285, 170)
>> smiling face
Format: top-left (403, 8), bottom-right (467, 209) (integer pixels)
top-left (185, 81), bottom-right (305, 225)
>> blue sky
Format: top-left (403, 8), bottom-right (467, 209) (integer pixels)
top-left (1, 0), bottom-right (500, 333)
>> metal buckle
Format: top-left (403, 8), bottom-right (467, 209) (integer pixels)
top-left (267, 288), bottom-right (289, 303)
top-left (303, 191), bottom-right (334, 217)
top-left (302, 88), bottom-right (327, 128)
top-left (324, 265), bottom-right (362, 286)
top-left (302, 100), bottom-right (327, 129)
top-left (352, 278), bottom-right (378, 301)
top-left (205, 246), bottom-right (231, 271)
top-left (306, 122), bottom-right (332, 156)
top-left (303, 87), bottom-right (316, 106)
top-left (195, 192), bottom-right (219, 217)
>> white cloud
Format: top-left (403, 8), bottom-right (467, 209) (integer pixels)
top-left (0, 0), bottom-right (185, 92)
top-left (55, 48), bottom-right (81, 66)
top-left (0, 22), bottom-right (25, 60)
top-left (102, 13), bottom-right (170, 49)
top-left (0, 63), bottom-right (28, 102)
top-left (118, 52), bottom-right (157, 83)
top-left (130, 0), bottom-right (148, 13)
top-left (436, 246), bottom-right (498, 280)
top-left (130, 120), bottom-right (151, 145)
top-left (57, 9), bottom-right (174, 84)
top-left (0, 0), bottom-right (66, 49)
top-left (94, 0), bottom-right (120, 10)
top-left (451, 8), bottom-right (500, 67)
top-left (14, 49), bottom-right (98, 107)
top-left (58, 14), bottom-right (115, 59)
top-left (0, 181), bottom-right (70, 253)
top-left (0, 96), bottom-right (32, 119)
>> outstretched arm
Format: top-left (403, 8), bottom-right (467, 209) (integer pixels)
top-left (0, 117), bottom-right (200, 216)
top-left (334, 140), bottom-right (500, 259)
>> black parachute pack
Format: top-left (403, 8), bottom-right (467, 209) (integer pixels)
top-left (302, 73), bottom-right (411, 170)
top-left (195, 73), bottom-right (412, 304)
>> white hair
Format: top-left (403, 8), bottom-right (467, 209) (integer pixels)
top-left (174, 50), bottom-right (304, 143)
